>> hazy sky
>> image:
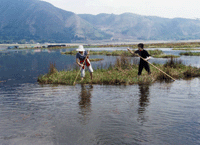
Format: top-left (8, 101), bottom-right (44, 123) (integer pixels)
top-left (42, 0), bottom-right (199, 19)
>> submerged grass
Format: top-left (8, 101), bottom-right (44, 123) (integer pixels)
top-left (38, 56), bottom-right (200, 85)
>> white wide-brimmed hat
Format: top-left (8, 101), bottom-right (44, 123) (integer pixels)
top-left (76, 45), bottom-right (85, 51)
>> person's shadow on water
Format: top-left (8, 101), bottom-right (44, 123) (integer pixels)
top-left (78, 84), bottom-right (93, 125)
top-left (137, 84), bottom-right (150, 124)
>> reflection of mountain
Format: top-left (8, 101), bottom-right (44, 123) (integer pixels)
top-left (78, 84), bottom-right (93, 125)
top-left (137, 84), bottom-right (150, 123)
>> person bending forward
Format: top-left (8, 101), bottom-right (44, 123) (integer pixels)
top-left (76, 45), bottom-right (93, 81)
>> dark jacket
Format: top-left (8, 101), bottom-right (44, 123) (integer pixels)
top-left (134, 50), bottom-right (151, 64)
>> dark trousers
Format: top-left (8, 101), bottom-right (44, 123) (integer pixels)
top-left (138, 61), bottom-right (151, 75)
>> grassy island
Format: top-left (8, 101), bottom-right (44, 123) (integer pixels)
top-left (180, 52), bottom-right (200, 56)
top-left (38, 56), bottom-right (200, 85)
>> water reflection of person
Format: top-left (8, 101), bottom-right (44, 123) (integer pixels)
top-left (78, 84), bottom-right (93, 125)
top-left (137, 84), bottom-right (150, 123)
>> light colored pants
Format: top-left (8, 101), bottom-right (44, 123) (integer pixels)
top-left (80, 60), bottom-right (93, 78)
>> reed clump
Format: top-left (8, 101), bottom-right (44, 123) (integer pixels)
top-left (163, 56), bottom-right (183, 68)
top-left (183, 65), bottom-right (200, 78)
top-left (148, 49), bottom-right (163, 55)
top-left (49, 62), bottom-right (57, 75)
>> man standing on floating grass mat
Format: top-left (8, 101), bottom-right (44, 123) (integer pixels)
top-left (76, 45), bottom-right (93, 81)
top-left (127, 43), bottom-right (151, 76)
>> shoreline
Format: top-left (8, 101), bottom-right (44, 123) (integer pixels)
top-left (1, 39), bottom-right (200, 49)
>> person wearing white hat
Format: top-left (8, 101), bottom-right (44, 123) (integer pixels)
top-left (76, 45), bottom-right (93, 81)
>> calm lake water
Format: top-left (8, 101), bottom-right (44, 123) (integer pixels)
top-left (0, 47), bottom-right (200, 145)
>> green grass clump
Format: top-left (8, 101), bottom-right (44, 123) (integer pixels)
top-left (153, 54), bottom-right (180, 58)
top-left (90, 58), bottom-right (104, 62)
top-left (179, 52), bottom-right (200, 56)
top-left (148, 49), bottom-right (163, 55)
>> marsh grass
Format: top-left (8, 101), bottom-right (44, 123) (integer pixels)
top-left (38, 56), bottom-right (200, 85)
top-left (62, 50), bottom-right (134, 56)
top-left (148, 49), bottom-right (163, 55)
top-left (164, 56), bottom-right (183, 68)
top-left (62, 49), bottom-right (175, 58)
top-left (179, 52), bottom-right (200, 56)
top-left (115, 55), bottom-right (132, 69)
top-left (153, 54), bottom-right (180, 58)
top-left (147, 50), bottom-right (180, 58)
top-left (173, 48), bottom-right (200, 50)
top-left (183, 65), bottom-right (200, 78)
top-left (90, 58), bottom-right (104, 62)
top-left (49, 62), bottom-right (57, 75)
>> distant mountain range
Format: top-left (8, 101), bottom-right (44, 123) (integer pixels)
top-left (1, 0), bottom-right (200, 43)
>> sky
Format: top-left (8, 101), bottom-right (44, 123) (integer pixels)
top-left (42, 0), bottom-right (199, 19)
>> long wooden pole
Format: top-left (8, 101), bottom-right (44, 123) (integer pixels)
top-left (127, 48), bottom-right (176, 81)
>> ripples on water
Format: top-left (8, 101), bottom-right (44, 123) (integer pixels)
top-left (0, 48), bottom-right (200, 144)
top-left (0, 79), bottom-right (200, 145)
